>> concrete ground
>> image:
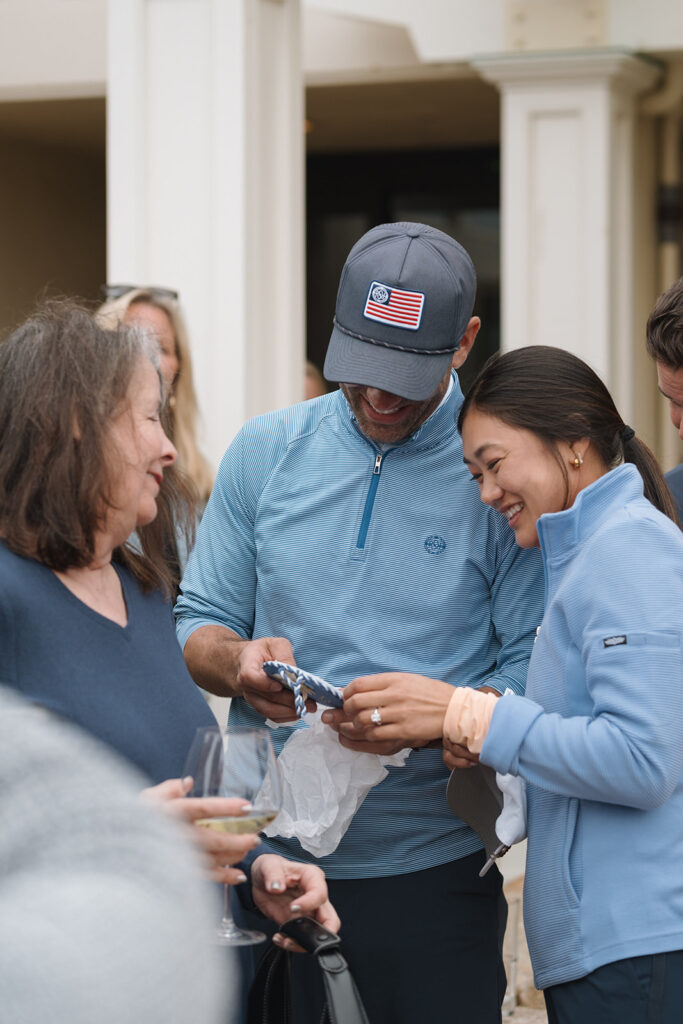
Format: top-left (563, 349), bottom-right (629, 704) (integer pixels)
top-left (500, 845), bottom-right (547, 1022)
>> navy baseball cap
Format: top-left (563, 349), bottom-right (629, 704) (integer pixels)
top-left (323, 222), bottom-right (477, 400)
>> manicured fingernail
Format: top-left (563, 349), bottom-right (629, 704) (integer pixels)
top-left (251, 835), bottom-right (262, 846)
top-left (273, 934), bottom-right (283, 946)
top-left (235, 873), bottom-right (247, 884)
top-left (182, 776), bottom-right (193, 788)
top-left (241, 802), bottom-right (253, 813)
top-left (269, 880), bottom-right (283, 891)
top-left (290, 903), bottom-right (302, 913)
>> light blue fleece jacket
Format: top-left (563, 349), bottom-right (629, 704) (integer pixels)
top-left (482, 464), bottom-right (683, 989)
top-left (176, 377), bottom-right (544, 878)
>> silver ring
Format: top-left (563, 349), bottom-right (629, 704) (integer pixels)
top-left (370, 707), bottom-right (382, 725)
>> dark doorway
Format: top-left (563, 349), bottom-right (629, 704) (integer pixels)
top-left (0, 97), bottom-right (106, 332)
top-left (306, 146), bottom-right (500, 394)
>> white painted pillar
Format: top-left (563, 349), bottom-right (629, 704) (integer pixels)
top-left (106, 0), bottom-right (305, 468)
top-left (472, 52), bottom-right (660, 421)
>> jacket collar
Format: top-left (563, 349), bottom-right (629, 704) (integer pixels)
top-left (537, 463), bottom-right (645, 565)
top-left (334, 371), bottom-right (463, 453)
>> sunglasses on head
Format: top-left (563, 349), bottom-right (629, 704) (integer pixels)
top-left (100, 284), bottom-right (179, 301)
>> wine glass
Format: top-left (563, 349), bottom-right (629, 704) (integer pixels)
top-left (183, 725), bottom-right (283, 946)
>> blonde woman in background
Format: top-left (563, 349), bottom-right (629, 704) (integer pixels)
top-left (97, 285), bottom-right (214, 506)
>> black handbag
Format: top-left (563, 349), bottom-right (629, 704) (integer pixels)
top-left (247, 917), bottom-right (370, 1024)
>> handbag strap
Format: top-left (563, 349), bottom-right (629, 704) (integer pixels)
top-left (248, 918), bottom-right (369, 1024)
top-left (247, 943), bottom-right (290, 1024)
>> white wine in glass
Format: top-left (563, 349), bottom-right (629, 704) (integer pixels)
top-left (183, 725), bottom-right (282, 946)
top-left (195, 810), bottom-right (279, 834)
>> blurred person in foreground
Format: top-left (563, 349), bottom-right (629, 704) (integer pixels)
top-left (0, 302), bottom-right (338, 949)
top-left (645, 275), bottom-right (683, 521)
top-left (0, 685), bottom-right (230, 1024)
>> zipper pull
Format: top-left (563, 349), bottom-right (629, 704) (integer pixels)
top-left (373, 453), bottom-right (382, 475)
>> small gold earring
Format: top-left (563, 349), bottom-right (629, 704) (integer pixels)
top-left (571, 451), bottom-right (583, 469)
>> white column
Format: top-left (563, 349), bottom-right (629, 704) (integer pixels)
top-left (472, 52), bottom-right (660, 420)
top-left (106, 0), bottom-right (305, 468)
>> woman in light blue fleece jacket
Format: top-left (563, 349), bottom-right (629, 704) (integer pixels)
top-left (338, 346), bottom-right (683, 1023)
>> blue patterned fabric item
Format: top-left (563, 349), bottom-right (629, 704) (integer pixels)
top-left (262, 660), bottom-right (344, 715)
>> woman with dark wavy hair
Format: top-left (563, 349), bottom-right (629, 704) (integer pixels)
top-left (336, 346), bottom-right (683, 1023)
top-left (0, 301), bottom-right (338, 938)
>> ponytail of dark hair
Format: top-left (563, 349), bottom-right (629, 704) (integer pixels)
top-left (457, 346), bottom-right (679, 526)
top-left (621, 433), bottom-right (678, 525)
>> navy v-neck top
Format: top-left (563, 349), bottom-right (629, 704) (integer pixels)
top-left (0, 540), bottom-right (217, 783)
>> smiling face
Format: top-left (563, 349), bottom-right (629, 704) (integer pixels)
top-left (461, 408), bottom-right (583, 548)
top-left (103, 357), bottom-right (177, 547)
top-left (340, 371), bottom-right (453, 444)
top-left (656, 361), bottom-right (683, 440)
top-left (337, 316), bottom-right (481, 444)
top-left (339, 317), bottom-right (480, 444)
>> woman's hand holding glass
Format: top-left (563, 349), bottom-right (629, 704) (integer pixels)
top-left (141, 777), bottom-right (261, 883)
top-left (183, 725), bottom-right (283, 946)
top-left (146, 733), bottom-right (340, 950)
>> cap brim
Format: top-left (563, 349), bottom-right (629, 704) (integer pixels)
top-left (323, 322), bottom-right (455, 401)
top-left (446, 764), bottom-right (504, 859)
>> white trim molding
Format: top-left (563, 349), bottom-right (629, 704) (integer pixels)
top-left (472, 50), bottom-right (661, 423)
top-left (106, 0), bottom-right (305, 467)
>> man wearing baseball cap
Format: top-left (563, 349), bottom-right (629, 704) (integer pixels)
top-left (176, 223), bottom-right (544, 1023)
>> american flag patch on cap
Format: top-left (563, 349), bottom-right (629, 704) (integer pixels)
top-left (363, 281), bottom-right (425, 331)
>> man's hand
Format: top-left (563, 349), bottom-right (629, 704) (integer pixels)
top-left (251, 854), bottom-right (340, 952)
top-left (443, 737), bottom-right (480, 770)
top-left (183, 626), bottom-right (315, 721)
top-left (235, 638), bottom-right (316, 723)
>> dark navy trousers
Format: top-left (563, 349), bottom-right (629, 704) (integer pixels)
top-left (545, 950), bottom-right (683, 1024)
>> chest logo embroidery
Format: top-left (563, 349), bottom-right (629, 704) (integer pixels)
top-left (424, 534), bottom-right (446, 555)
top-left (603, 635), bottom-right (627, 647)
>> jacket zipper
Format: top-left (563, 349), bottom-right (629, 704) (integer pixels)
top-left (356, 452), bottom-right (383, 549)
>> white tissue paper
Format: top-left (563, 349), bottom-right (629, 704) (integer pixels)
top-left (262, 709), bottom-right (411, 857)
top-left (495, 771), bottom-right (527, 847)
